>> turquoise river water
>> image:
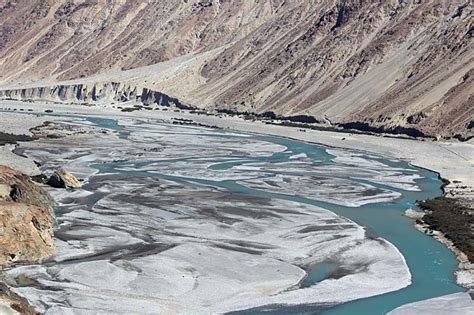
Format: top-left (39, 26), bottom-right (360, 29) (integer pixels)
top-left (88, 116), bottom-right (464, 314)
top-left (4, 111), bottom-right (466, 314)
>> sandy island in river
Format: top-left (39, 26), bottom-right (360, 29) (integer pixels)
top-left (1, 100), bottom-right (472, 188)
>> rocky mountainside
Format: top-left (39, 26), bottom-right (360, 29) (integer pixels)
top-left (0, 0), bottom-right (472, 137)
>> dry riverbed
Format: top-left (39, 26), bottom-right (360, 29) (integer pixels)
top-left (0, 101), bottom-right (473, 313)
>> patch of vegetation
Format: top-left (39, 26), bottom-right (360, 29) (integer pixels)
top-left (30, 174), bottom-right (48, 184)
top-left (172, 119), bottom-right (220, 129)
top-left (121, 107), bottom-right (139, 112)
top-left (216, 109), bottom-right (322, 124)
top-left (417, 197), bottom-right (474, 262)
top-left (0, 132), bottom-right (35, 145)
top-left (214, 108), bottom-right (432, 139)
top-left (452, 133), bottom-right (474, 142)
top-left (265, 120), bottom-right (343, 133)
top-left (339, 121), bottom-right (428, 138)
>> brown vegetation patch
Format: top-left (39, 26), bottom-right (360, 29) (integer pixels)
top-left (0, 132), bottom-right (34, 146)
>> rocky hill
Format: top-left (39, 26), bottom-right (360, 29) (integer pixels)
top-left (0, 166), bottom-right (55, 266)
top-left (0, 0), bottom-right (472, 138)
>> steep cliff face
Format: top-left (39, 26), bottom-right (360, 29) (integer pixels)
top-left (0, 166), bottom-right (56, 266)
top-left (0, 0), bottom-right (472, 137)
top-left (0, 82), bottom-right (191, 108)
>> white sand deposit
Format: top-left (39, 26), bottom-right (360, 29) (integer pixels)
top-left (0, 145), bottom-right (40, 176)
top-left (0, 100), bottom-right (472, 314)
top-left (0, 111), bottom-right (60, 135)
top-left (389, 292), bottom-right (474, 315)
top-left (2, 116), bottom-right (414, 314)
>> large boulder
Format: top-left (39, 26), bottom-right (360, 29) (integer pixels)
top-left (47, 169), bottom-right (82, 189)
top-left (0, 166), bottom-right (54, 212)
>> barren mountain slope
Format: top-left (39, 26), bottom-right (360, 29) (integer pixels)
top-left (0, 0), bottom-right (472, 137)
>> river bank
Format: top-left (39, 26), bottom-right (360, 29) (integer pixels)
top-left (416, 196), bottom-right (473, 288)
top-left (0, 164), bottom-right (56, 314)
top-left (0, 112), bottom-right (68, 314)
top-left (0, 101), bottom-right (472, 312)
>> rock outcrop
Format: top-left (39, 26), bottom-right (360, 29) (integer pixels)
top-left (0, 201), bottom-right (55, 266)
top-left (0, 82), bottom-right (192, 109)
top-left (47, 168), bottom-right (82, 189)
top-left (0, 166), bottom-right (56, 266)
top-left (0, 293), bottom-right (37, 315)
top-left (0, 166), bottom-right (54, 215)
